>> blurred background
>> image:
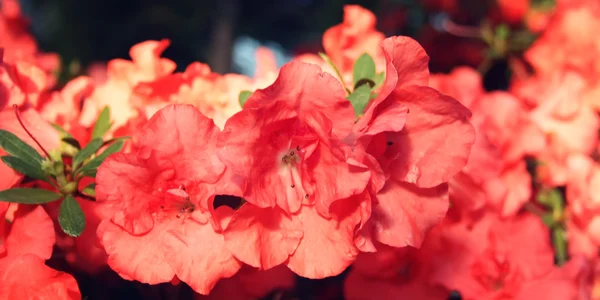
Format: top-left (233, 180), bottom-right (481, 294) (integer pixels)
top-left (22, 0), bottom-right (510, 80)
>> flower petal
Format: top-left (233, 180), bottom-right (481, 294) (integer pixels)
top-left (370, 180), bottom-right (449, 248)
top-left (224, 205), bottom-right (303, 270)
top-left (97, 219), bottom-right (176, 284)
top-left (387, 86), bottom-right (474, 187)
top-left (6, 205), bottom-right (55, 260)
top-left (96, 153), bottom-right (157, 235)
top-left (0, 254), bottom-right (80, 300)
top-left (287, 198), bottom-right (363, 278)
top-left (162, 206), bottom-right (242, 295)
top-left (136, 104), bottom-right (225, 183)
top-left (244, 61), bottom-right (354, 138)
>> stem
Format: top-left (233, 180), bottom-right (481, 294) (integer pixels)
top-left (524, 202), bottom-right (547, 217)
top-left (318, 52), bottom-right (351, 95)
top-left (442, 19), bottom-right (482, 39)
top-left (13, 105), bottom-right (52, 159)
top-left (552, 227), bottom-right (568, 266)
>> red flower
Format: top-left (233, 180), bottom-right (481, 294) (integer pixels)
top-left (322, 5), bottom-right (386, 77)
top-left (218, 61), bottom-right (367, 214)
top-left (219, 61), bottom-right (370, 278)
top-left (96, 104), bottom-right (241, 294)
top-left (428, 213), bottom-right (577, 300)
top-left (497, 0), bottom-right (531, 24)
top-left (80, 39), bottom-right (176, 133)
top-left (352, 37), bottom-right (475, 250)
top-left (0, 205), bottom-right (80, 299)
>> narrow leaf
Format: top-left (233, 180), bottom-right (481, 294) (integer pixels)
top-left (73, 138), bottom-right (104, 170)
top-left (102, 136), bottom-right (131, 147)
top-left (0, 129), bottom-right (43, 163)
top-left (347, 84), bottom-right (373, 117)
top-left (91, 106), bottom-right (112, 140)
top-left (59, 194), bottom-right (86, 237)
top-left (0, 188), bottom-right (62, 204)
top-left (51, 124), bottom-right (73, 138)
top-left (62, 137), bottom-right (81, 150)
top-left (76, 140), bottom-right (124, 177)
top-left (373, 72), bottom-right (385, 89)
top-left (238, 91), bottom-right (253, 107)
top-left (1, 156), bottom-right (49, 182)
top-left (353, 53), bottom-right (376, 88)
top-left (81, 183), bottom-right (96, 197)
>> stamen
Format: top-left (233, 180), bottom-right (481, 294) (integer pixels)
top-left (13, 105), bottom-right (52, 159)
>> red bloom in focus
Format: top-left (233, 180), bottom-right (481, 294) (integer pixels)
top-left (96, 104), bottom-right (241, 294)
top-left (352, 37), bottom-right (475, 251)
top-left (219, 61), bottom-right (369, 278)
top-left (0, 205), bottom-right (80, 299)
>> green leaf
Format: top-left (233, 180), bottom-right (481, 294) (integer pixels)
top-left (72, 138), bottom-right (104, 170)
top-left (52, 124), bottom-right (73, 138)
top-left (91, 107), bottom-right (112, 140)
top-left (62, 137), bottom-right (82, 150)
top-left (373, 72), bottom-right (385, 89)
top-left (76, 140), bottom-right (124, 177)
top-left (0, 188), bottom-right (62, 204)
top-left (537, 188), bottom-right (563, 209)
top-left (495, 24), bottom-right (511, 40)
top-left (238, 91), bottom-right (253, 107)
top-left (0, 129), bottom-right (43, 163)
top-left (1, 156), bottom-right (49, 182)
top-left (347, 84), bottom-right (373, 117)
top-left (541, 213), bottom-right (555, 228)
top-left (58, 194), bottom-right (86, 237)
top-left (81, 183), bottom-right (96, 197)
top-left (354, 78), bottom-right (376, 90)
top-left (102, 136), bottom-right (131, 147)
top-left (353, 53), bottom-right (376, 88)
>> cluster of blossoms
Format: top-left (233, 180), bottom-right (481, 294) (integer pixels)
top-left (1, 1), bottom-right (600, 299)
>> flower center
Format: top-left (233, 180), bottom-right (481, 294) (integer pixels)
top-left (278, 145), bottom-right (311, 206)
top-left (157, 184), bottom-right (196, 219)
top-left (471, 250), bottom-right (522, 296)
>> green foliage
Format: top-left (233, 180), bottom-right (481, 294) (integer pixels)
top-left (0, 188), bottom-right (62, 204)
top-left (58, 194), bottom-right (86, 237)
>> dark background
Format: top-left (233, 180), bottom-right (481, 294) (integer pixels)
top-left (23, 0), bottom-right (495, 77)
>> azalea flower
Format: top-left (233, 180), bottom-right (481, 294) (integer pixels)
top-left (96, 104), bottom-right (241, 294)
top-left (0, 204), bottom-right (80, 299)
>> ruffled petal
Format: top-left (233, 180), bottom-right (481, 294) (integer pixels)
top-left (224, 205), bottom-right (303, 270)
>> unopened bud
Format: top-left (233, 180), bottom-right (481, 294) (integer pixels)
top-left (60, 181), bottom-right (77, 195)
